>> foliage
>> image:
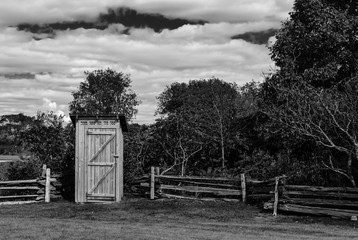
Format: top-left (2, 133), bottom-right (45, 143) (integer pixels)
top-left (123, 124), bottom-right (150, 191)
top-left (264, 80), bottom-right (358, 186)
top-left (261, 0), bottom-right (358, 186)
top-left (157, 78), bottom-right (240, 171)
top-left (236, 81), bottom-right (261, 118)
top-left (144, 78), bottom-right (277, 178)
top-left (0, 112), bottom-right (75, 198)
top-left (154, 115), bottom-right (203, 176)
top-left (17, 111), bottom-right (67, 173)
top-left (6, 157), bottom-right (42, 180)
top-left (269, 0), bottom-right (358, 89)
top-left (69, 68), bottom-right (140, 121)
top-left (0, 113), bottom-right (34, 154)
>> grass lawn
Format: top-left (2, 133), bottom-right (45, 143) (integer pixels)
top-left (0, 197), bottom-right (357, 239)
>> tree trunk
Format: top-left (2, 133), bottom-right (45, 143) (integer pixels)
top-left (347, 155), bottom-right (356, 188)
top-left (350, 146), bottom-right (358, 187)
top-left (221, 142), bottom-right (225, 169)
top-left (181, 159), bottom-right (186, 177)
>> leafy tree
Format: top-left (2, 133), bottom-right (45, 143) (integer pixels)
top-left (262, 0), bottom-right (358, 186)
top-left (69, 68), bottom-right (140, 121)
top-left (4, 112), bottom-right (76, 198)
top-left (235, 81), bottom-right (261, 118)
top-left (0, 114), bottom-right (34, 154)
top-left (157, 82), bottom-right (188, 115)
top-left (17, 111), bottom-right (67, 173)
top-left (269, 0), bottom-right (357, 89)
top-left (157, 78), bottom-right (239, 170)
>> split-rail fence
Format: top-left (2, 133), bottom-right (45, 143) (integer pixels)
top-left (0, 165), bottom-right (61, 205)
top-left (134, 166), bottom-right (280, 203)
top-left (135, 167), bottom-right (358, 220)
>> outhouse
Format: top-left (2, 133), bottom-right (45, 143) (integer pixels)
top-left (70, 115), bottom-right (127, 203)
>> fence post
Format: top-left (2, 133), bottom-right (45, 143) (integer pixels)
top-left (273, 176), bottom-right (279, 216)
top-left (155, 167), bottom-right (160, 176)
top-left (45, 168), bottom-right (51, 203)
top-left (150, 167), bottom-right (155, 200)
top-left (241, 173), bottom-right (246, 203)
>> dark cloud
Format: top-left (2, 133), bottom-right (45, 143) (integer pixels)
top-left (17, 21), bottom-right (106, 35)
top-left (16, 7), bottom-right (207, 38)
top-left (99, 7), bottom-right (207, 32)
top-left (231, 28), bottom-right (277, 45)
top-left (0, 73), bottom-right (36, 79)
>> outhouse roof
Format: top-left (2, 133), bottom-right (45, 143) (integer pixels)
top-left (69, 114), bottom-right (128, 132)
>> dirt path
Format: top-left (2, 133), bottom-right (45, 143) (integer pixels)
top-left (0, 198), bottom-right (357, 239)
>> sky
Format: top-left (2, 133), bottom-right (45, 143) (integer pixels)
top-left (0, 0), bottom-right (294, 124)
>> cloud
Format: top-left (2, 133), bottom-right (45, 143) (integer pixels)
top-left (267, 36), bottom-right (277, 48)
top-left (0, 23), bottom-right (274, 123)
top-left (231, 28), bottom-right (278, 45)
top-left (0, 1), bottom-right (293, 124)
top-left (41, 97), bottom-right (71, 123)
top-left (42, 97), bottom-right (57, 111)
top-left (120, 0), bottom-right (293, 23)
top-left (0, 0), bottom-right (293, 27)
top-left (0, 72), bottom-right (35, 79)
top-left (129, 21), bottom-right (280, 44)
top-left (16, 7), bottom-right (207, 39)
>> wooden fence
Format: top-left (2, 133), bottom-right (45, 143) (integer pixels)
top-left (134, 167), bottom-right (281, 203)
top-left (0, 165), bottom-right (61, 205)
top-left (264, 181), bottom-right (358, 220)
top-left (135, 168), bottom-right (358, 220)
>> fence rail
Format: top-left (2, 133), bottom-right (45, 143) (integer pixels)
top-left (134, 167), bottom-right (358, 220)
top-left (133, 166), bottom-right (281, 203)
top-left (0, 165), bottom-right (61, 205)
top-left (263, 179), bottom-right (358, 220)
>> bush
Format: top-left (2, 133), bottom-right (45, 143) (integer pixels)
top-left (17, 112), bottom-right (67, 174)
top-left (6, 157), bottom-right (42, 180)
top-left (5, 112), bottom-right (76, 200)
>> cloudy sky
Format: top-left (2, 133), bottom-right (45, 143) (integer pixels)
top-left (0, 0), bottom-right (294, 124)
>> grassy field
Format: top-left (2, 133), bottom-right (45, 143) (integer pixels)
top-left (0, 197), bottom-right (357, 239)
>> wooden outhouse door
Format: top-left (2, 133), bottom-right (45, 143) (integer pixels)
top-left (71, 115), bottom-right (127, 203)
top-left (85, 128), bottom-right (119, 202)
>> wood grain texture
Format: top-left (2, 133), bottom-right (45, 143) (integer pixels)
top-left (74, 117), bottom-right (124, 203)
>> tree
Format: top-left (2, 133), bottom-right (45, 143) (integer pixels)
top-left (157, 78), bottom-right (239, 170)
top-left (262, 0), bottom-right (358, 186)
top-left (154, 114), bottom-right (203, 176)
top-left (186, 79), bottom-right (239, 169)
top-left (265, 79), bottom-right (358, 187)
top-left (269, 0), bottom-right (357, 89)
top-left (0, 114), bottom-right (35, 154)
top-left (17, 111), bottom-right (67, 173)
top-left (69, 68), bottom-right (140, 121)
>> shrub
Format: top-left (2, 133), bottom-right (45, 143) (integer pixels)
top-left (6, 157), bottom-right (42, 180)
